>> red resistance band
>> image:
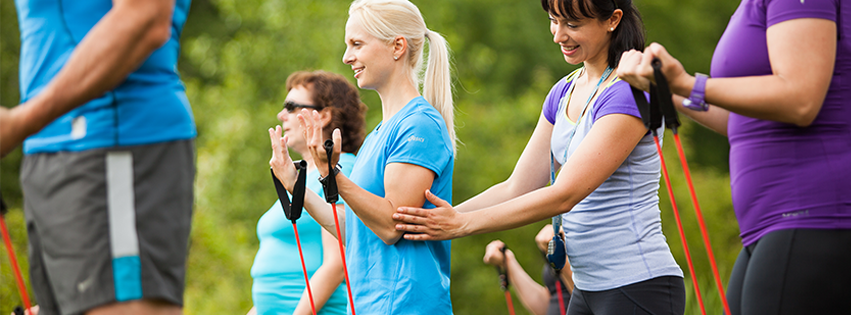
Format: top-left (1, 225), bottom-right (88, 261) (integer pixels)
top-left (496, 246), bottom-right (516, 315)
top-left (321, 140), bottom-right (356, 315)
top-left (292, 223), bottom-right (317, 315)
top-left (673, 133), bottom-right (731, 315)
top-left (0, 193), bottom-right (33, 314)
top-left (653, 135), bottom-right (707, 315)
top-left (330, 203), bottom-right (356, 315)
top-left (271, 162), bottom-right (317, 315)
top-left (504, 290), bottom-right (516, 315)
top-left (555, 280), bottom-right (566, 315)
top-left (1, 214), bottom-right (33, 313)
top-left (630, 58), bottom-right (732, 315)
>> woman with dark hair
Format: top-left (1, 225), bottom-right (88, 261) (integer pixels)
top-left (618, 0), bottom-right (850, 314)
top-left (393, 0), bottom-right (685, 314)
top-left (249, 71), bottom-right (366, 315)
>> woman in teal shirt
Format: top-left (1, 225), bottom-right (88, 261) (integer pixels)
top-left (251, 71), bottom-right (366, 315)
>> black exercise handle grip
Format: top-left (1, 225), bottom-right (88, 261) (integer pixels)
top-left (0, 190), bottom-right (8, 216)
top-left (271, 160), bottom-right (308, 222)
top-left (322, 139), bottom-right (339, 203)
top-left (496, 245), bottom-right (510, 291)
top-left (290, 160), bottom-right (308, 223)
top-left (651, 58), bottom-right (681, 132)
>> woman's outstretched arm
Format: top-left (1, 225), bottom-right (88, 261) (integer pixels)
top-left (394, 113), bottom-right (647, 240)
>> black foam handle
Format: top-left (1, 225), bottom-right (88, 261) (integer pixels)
top-left (322, 140), bottom-right (339, 203)
top-left (651, 58), bottom-right (681, 131)
top-left (290, 160), bottom-right (308, 222)
top-left (271, 160), bottom-right (308, 222)
top-left (271, 168), bottom-right (292, 219)
top-left (0, 190), bottom-right (8, 216)
top-left (496, 245), bottom-right (509, 291)
top-left (631, 87), bottom-right (662, 131)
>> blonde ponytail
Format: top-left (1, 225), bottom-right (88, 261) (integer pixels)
top-left (422, 29), bottom-right (455, 152)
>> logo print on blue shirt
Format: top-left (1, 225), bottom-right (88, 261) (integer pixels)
top-left (406, 135), bottom-right (425, 143)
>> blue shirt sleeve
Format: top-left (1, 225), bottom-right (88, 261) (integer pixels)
top-left (386, 112), bottom-right (453, 177)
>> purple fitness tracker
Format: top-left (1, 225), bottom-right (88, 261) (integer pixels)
top-left (682, 73), bottom-right (709, 112)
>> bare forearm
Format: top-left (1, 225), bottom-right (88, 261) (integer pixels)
top-left (301, 189), bottom-right (344, 241)
top-left (687, 75), bottom-right (826, 127)
top-left (504, 250), bottom-right (549, 315)
top-left (293, 264), bottom-right (345, 315)
top-left (559, 270), bottom-right (575, 294)
top-left (456, 181), bottom-right (515, 213)
top-left (336, 175), bottom-right (403, 244)
top-left (458, 167), bottom-right (551, 213)
top-left (22, 0), bottom-right (173, 133)
top-left (465, 186), bottom-right (578, 236)
top-left (671, 94), bottom-right (729, 136)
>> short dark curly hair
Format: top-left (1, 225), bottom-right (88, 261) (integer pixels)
top-left (286, 71), bottom-right (368, 154)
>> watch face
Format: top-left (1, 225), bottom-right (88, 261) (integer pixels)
top-left (683, 98), bottom-right (709, 112)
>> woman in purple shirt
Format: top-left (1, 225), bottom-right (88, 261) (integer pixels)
top-left (619, 1), bottom-right (850, 314)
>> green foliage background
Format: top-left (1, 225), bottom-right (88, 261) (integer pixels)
top-left (2, 0), bottom-right (741, 313)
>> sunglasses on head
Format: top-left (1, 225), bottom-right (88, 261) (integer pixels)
top-left (284, 100), bottom-right (320, 113)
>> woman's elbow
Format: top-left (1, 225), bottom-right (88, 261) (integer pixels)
top-left (379, 229), bottom-right (404, 245)
top-left (790, 100), bottom-right (824, 127)
top-left (145, 21), bottom-right (172, 50)
top-left (551, 188), bottom-right (582, 217)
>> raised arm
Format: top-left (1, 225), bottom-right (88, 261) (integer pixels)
top-left (269, 126), bottom-right (345, 241)
top-left (395, 113), bottom-right (648, 240)
top-left (0, 0), bottom-right (176, 156)
top-left (455, 113), bottom-right (555, 213)
top-left (301, 111), bottom-right (434, 245)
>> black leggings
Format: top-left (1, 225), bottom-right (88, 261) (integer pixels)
top-left (567, 276), bottom-right (685, 315)
top-left (726, 228), bottom-right (851, 315)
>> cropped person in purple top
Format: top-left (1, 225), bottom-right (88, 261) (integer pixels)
top-left (619, 0), bottom-right (850, 314)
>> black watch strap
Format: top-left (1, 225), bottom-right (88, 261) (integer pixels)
top-left (319, 164), bottom-right (341, 185)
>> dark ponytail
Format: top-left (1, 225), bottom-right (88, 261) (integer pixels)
top-left (541, 0), bottom-right (645, 69)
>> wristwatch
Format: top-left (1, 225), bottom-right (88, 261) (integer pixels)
top-left (318, 164), bottom-right (342, 185)
top-left (682, 73), bottom-right (709, 111)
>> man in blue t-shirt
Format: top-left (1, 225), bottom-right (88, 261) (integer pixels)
top-left (3, 1), bottom-right (195, 314)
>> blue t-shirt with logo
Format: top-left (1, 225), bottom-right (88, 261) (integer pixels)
top-left (346, 96), bottom-right (454, 314)
top-left (15, 0), bottom-right (196, 154)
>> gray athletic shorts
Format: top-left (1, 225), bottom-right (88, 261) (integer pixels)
top-left (20, 140), bottom-right (195, 315)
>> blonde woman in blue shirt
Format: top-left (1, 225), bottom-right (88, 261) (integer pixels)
top-left (269, 0), bottom-right (456, 313)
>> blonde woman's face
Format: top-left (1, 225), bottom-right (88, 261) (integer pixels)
top-left (342, 15), bottom-right (396, 90)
